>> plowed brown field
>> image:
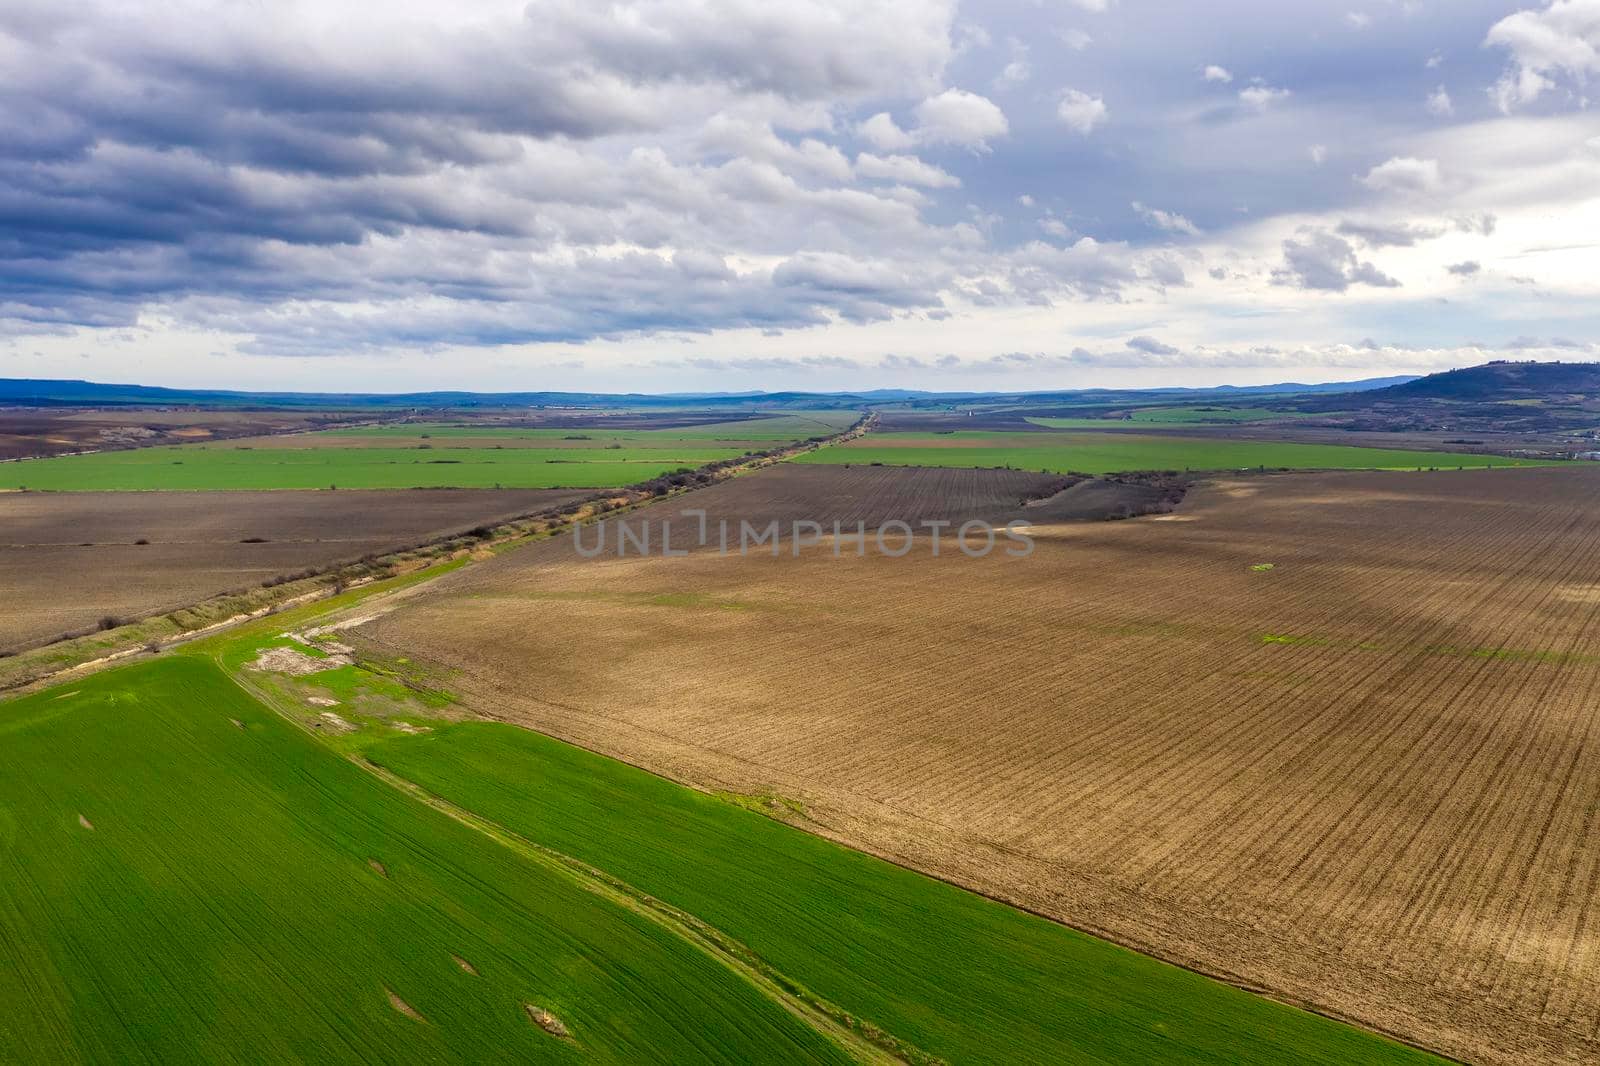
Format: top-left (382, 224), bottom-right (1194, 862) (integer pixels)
top-left (0, 487), bottom-right (587, 650)
top-left (355, 464), bottom-right (1600, 1066)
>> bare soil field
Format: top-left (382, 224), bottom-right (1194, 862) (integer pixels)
top-left (0, 488), bottom-right (586, 650)
top-left (356, 463), bottom-right (1600, 1066)
top-left (1021, 475), bottom-right (1182, 521)
top-left (0, 407), bottom-right (369, 460)
top-left (1060, 420), bottom-right (1586, 457)
top-left (604, 462), bottom-right (1071, 535)
top-left (874, 407), bottom-right (1585, 457)
top-left (549, 463), bottom-right (1182, 554)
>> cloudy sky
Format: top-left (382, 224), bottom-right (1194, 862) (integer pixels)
top-left (3, 0), bottom-right (1599, 393)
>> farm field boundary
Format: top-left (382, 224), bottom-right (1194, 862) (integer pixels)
top-left (353, 464), bottom-right (1600, 1065)
top-left (0, 533), bottom-right (1441, 1065)
top-left (362, 721), bottom-right (1441, 1065)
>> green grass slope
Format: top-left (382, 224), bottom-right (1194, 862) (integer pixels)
top-left (368, 723), bottom-right (1442, 1066)
top-left (796, 430), bottom-right (1553, 474)
top-left (0, 657), bottom-right (850, 1065)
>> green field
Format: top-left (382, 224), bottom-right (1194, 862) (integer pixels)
top-left (0, 414), bottom-right (859, 491)
top-left (0, 657), bottom-right (851, 1064)
top-left (794, 430), bottom-right (1556, 474)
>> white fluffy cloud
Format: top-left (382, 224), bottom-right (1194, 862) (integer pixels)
top-left (856, 89), bottom-right (1009, 151)
top-left (1239, 84), bottom-right (1292, 110)
top-left (1203, 65), bottom-right (1234, 83)
top-left (912, 89), bottom-right (1010, 148)
top-left (1487, 0), bottom-right (1600, 112)
top-left (1057, 90), bottom-right (1108, 134)
top-left (855, 153), bottom-right (960, 188)
top-left (1133, 201), bottom-right (1201, 236)
top-left (857, 112), bottom-right (917, 151)
top-left (1359, 156), bottom-right (1444, 195)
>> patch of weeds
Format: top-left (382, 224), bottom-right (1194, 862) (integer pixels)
top-left (1428, 644), bottom-right (1600, 666)
top-left (1250, 563), bottom-right (1275, 572)
top-left (714, 789), bottom-right (809, 821)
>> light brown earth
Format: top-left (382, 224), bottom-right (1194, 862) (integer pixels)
top-left (357, 463), bottom-right (1600, 1066)
top-left (0, 488), bottom-right (588, 651)
top-left (0, 408), bottom-right (371, 460)
top-left (385, 989), bottom-right (424, 1021)
top-left (523, 1004), bottom-right (571, 1039)
top-left (249, 648), bottom-right (349, 676)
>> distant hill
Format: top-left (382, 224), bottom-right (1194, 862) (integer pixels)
top-left (0, 373), bottom-right (1417, 411)
top-left (1362, 361), bottom-right (1600, 403)
top-left (1210, 376), bottom-right (1416, 395)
